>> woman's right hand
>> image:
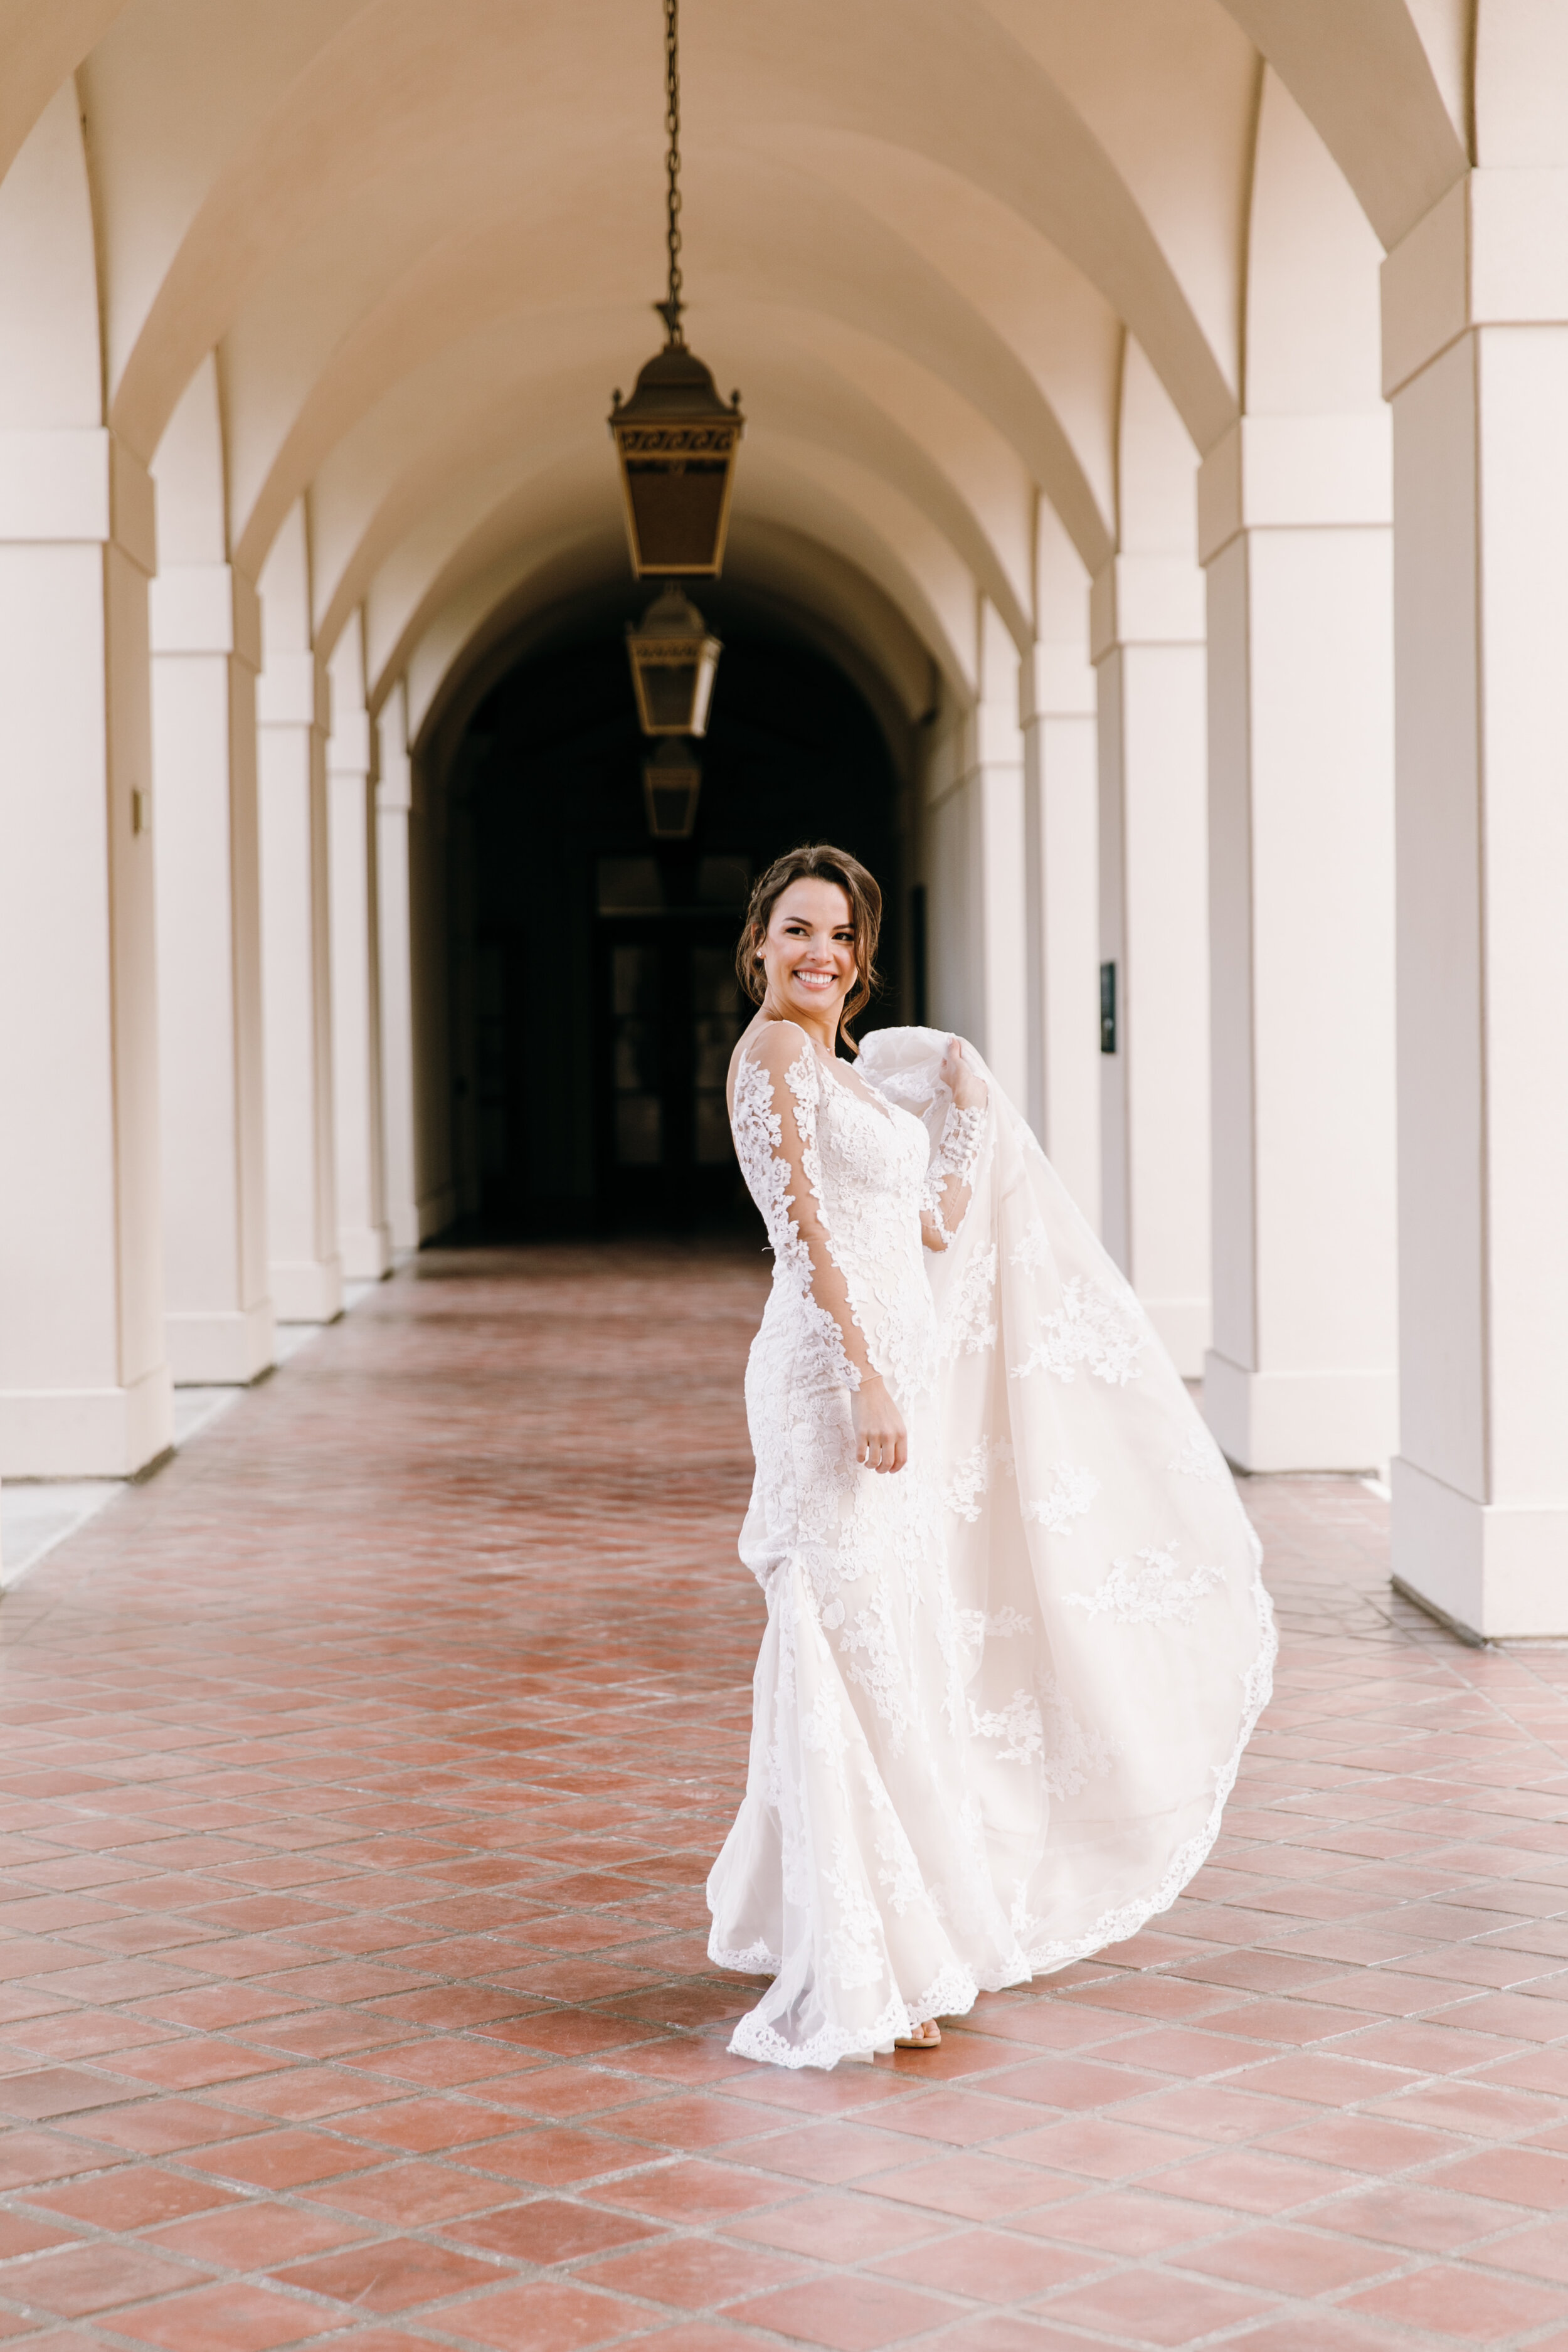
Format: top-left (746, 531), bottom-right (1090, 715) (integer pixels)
top-left (852, 1375), bottom-right (908, 1474)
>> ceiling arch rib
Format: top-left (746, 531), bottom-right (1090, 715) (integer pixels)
top-left (403, 514), bottom-right (935, 770)
top-left (305, 311), bottom-right (1034, 662)
top-left (221, 142), bottom-right (1113, 591)
top-left (100, 0), bottom-right (1243, 472)
top-left (364, 430), bottom-right (978, 726)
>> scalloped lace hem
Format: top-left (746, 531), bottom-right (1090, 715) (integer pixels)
top-left (727, 1956), bottom-right (982, 2070)
top-left (708, 1936), bottom-right (781, 1975)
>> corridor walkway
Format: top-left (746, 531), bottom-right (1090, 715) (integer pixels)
top-left (1, 1249), bottom-right (1567, 2352)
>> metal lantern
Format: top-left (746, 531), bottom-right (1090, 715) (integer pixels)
top-left (643, 738), bottom-right (702, 839)
top-left (608, 0), bottom-right (743, 581)
top-left (610, 348), bottom-right (743, 578)
top-left (626, 586), bottom-right (721, 736)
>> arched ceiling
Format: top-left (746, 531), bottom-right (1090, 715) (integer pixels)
top-left (1, 0), bottom-right (1473, 711)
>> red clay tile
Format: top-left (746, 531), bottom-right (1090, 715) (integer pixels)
top-left (8, 1255), bottom-right (1568, 2352)
top-left (1, 2238), bottom-right (199, 2316)
top-left (272, 2235), bottom-right (504, 2311)
top-left (580, 2233), bottom-right (807, 2306)
top-left (1039, 2265), bottom-right (1278, 2344)
top-left (732, 2275), bottom-right (958, 2349)
top-left (1345, 2260), bottom-right (1568, 2338)
top-left (871, 2150), bottom-right (1082, 2218)
top-left (1170, 2220), bottom-right (1393, 2292)
top-left (26, 2164), bottom-right (243, 2230)
top-left (144, 2201), bottom-right (376, 2268)
top-left (428, 2276), bottom-right (652, 2349)
top-left (585, 2156), bottom-right (789, 2223)
top-left (315, 2156), bottom-right (517, 2223)
top-left (98, 2280), bottom-right (348, 2348)
top-left (870, 2224), bottom-right (1102, 2301)
top-left (447, 2196), bottom-right (664, 2262)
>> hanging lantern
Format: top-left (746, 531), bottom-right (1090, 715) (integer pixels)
top-left (643, 738), bottom-right (702, 839)
top-left (608, 0), bottom-right (743, 580)
top-left (626, 586), bottom-right (721, 735)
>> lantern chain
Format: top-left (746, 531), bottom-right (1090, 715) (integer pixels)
top-left (660, 0), bottom-right (685, 346)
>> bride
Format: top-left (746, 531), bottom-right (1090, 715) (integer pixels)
top-left (707, 843), bottom-right (1274, 2070)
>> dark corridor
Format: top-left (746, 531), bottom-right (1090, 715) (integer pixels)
top-left (452, 600), bottom-right (904, 1233)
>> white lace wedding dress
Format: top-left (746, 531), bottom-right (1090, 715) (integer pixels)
top-left (707, 1022), bottom-right (1274, 2070)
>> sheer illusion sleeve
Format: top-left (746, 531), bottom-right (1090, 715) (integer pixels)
top-left (920, 1097), bottom-right (986, 1252)
top-left (730, 1024), bottom-right (874, 1389)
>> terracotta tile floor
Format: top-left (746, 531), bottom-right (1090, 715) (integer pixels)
top-left (2, 1243), bottom-right (1567, 2352)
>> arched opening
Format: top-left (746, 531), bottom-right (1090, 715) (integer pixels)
top-left (439, 588), bottom-right (910, 1235)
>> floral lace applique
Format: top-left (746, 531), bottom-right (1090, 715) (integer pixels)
top-left (942, 1243), bottom-right (998, 1359)
top-left (1022, 1463), bottom-right (1100, 1533)
top-left (1037, 1672), bottom-right (1118, 1798)
top-left (822, 1836), bottom-right (888, 1989)
top-left (730, 1048), bottom-right (862, 1394)
top-left (1009, 1221), bottom-right (1051, 1272)
top-left (1169, 1429), bottom-right (1227, 1482)
top-left (922, 1101), bottom-right (986, 1244)
top-left (941, 1439), bottom-right (992, 1522)
top-left (955, 1606), bottom-right (1034, 1650)
top-left (969, 1688), bottom-right (1044, 1765)
top-left (1067, 1542), bottom-right (1226, 1627)
top-left (1010, 1276), bottom-right (1145, 1387)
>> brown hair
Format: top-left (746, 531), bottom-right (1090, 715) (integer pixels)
top-left (736, 844), bottom-right (883, 1050)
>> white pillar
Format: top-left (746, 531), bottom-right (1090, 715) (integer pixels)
top-left (0, 90), bottom-right (172, 1476)
top-left (376, 683), bottom-right (420, 1254)
top-left (1382, 172), bottom-right (1568, 1637)
top-left (1091, 346), bottom-right (1210, 1374)
top-left (1195, 70), bottom-right (1398, 1473)
top-left (327, 616), bottom-right (389, 1280)
top-left (1200, 443), bottom-right (1396, 1470)
top-left (1022, 504), bottom-right (1099, 1225)
top-left (257, 506), bottom-right (341, 1322)
top-left (150, 361), bottom-right (273, 1384)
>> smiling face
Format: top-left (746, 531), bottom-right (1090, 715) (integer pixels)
top-left (756, 876), bottom-right (857, 1032)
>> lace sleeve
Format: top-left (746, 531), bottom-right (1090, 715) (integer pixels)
top-left (921, 1098), bottom-right (986, 1252)
top-left (730, 1025), bottom-right (872, 1390)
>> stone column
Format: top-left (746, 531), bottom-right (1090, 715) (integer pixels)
top-left (1382, 172), bottom-right (1568, 1637)
top-left (327, 617), bottom-right (390, 1279)
top-left (924, 600), bottom-right (1027, 1103)
top-left (257, 505), bottom-right (341, 1322)
top-left (1199, 423), bottom-right (1397, 1470)
top-left (0, 430), bottom-right (174, 1473)
top-left (1021, 504), bottom-right (1099, 1225)
top-left (376, 683), bottom-right (420, 1254)
top-left (150, 361), bottom-right (273, 1384)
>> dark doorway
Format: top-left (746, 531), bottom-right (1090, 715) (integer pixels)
top-left (452, 603), bottom-right (903, 1234)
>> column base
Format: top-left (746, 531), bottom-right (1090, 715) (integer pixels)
top-left (1205, 1352), bottom-right (1396, 1473)
top-left (1140, 1295), bottom-right (1209, 1380)
top-left (166, 1301), bottom-right (276, 1386)
top-left (270, 1256), bottom-right (342, 1323)
top-left (339, 1226), bottom-right (391, 1281)
top-left (416, 1184), bottom-right (457, 1244)
top-left (1392, 1457), bottom-right (1568, 1641)
top-left (0, 1361), bottom-right (174, 1478)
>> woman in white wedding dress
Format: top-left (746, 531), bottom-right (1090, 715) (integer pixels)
top-left (707, 844), bottom-right (1274, 2071)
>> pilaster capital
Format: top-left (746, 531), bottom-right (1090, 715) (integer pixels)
top-left (0, 429), bottom-right (156, 573)
top-left (1089, 555), bottom-right (1204, 664)
top-left (327, 711), bottom-right (373, 778)
top-left (1382, 170), bottom-right (1568, 398)
top-left (149, 564), bottom-right (262, 667)
top-left (1019, 640), bottom-right (1096, 724)
top-left (1197, 415), bottom-right (1392, 565)
top-left (257, 648), bottom-right (329, 731)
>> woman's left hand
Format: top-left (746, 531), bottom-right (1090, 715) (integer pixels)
top-left (940, 1034), bottom-right (987, 1113)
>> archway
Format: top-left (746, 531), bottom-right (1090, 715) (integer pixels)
top-left (440, 588), bottom-right (909, 1234)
